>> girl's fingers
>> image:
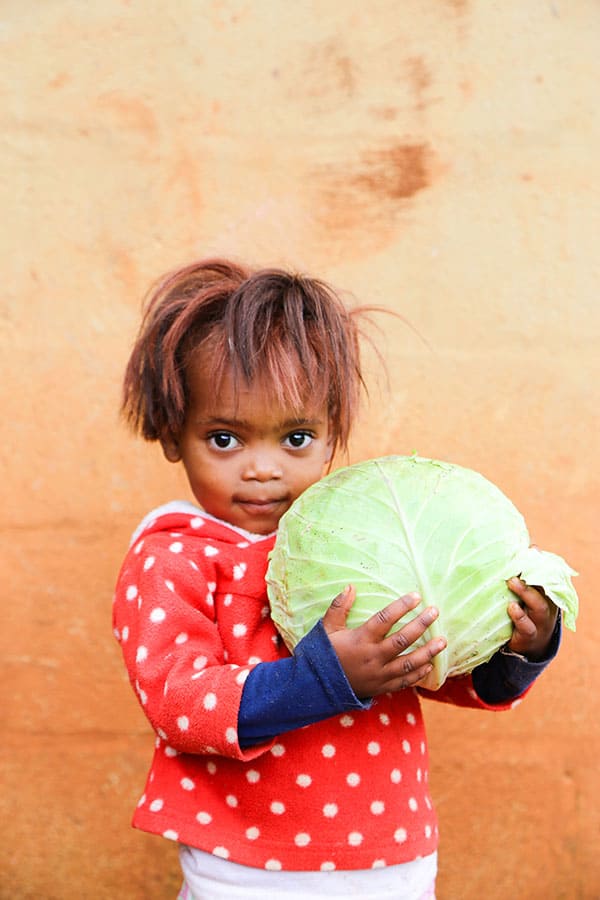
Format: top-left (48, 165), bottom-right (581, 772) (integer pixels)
top-left (507, 579), bottom-right (557, 633)
top-left (383, 637), bottom-right (446, 690)
top-left (383, 605), bottom-right (441, 658)
top-left (508, 601), bottom-right (537, 638)
top-left (362, 592), bottom-right (423, 639)
top-left (508, 578), bottom-right (547, 612)
top-left (392, 635), bottom-right (447, 673)
top-left (322, 585), bottom-right (356, 633)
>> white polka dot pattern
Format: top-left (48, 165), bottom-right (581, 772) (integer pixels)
top-left (113, 505), bottom-right (508, 873)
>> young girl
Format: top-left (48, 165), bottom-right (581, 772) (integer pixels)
top-left (114, 259), bottom-right (560, 900)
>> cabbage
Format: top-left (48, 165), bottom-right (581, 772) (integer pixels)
top-left (266, 455), bottom-right (578, 690)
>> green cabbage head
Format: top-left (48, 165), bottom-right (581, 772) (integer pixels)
top-left (266, 455), bottom-right (578, 690)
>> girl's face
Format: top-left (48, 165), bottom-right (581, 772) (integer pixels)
top-left (162, 356), bottom-right (333, 535)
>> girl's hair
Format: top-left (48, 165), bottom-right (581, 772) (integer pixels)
top-left (122, 259), bottom-right (368, 456)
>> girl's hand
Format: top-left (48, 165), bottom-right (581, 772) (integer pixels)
top-left (323, 585), bottom-right (446, 699)
top-left (506, 578), bottom-right (558, 661)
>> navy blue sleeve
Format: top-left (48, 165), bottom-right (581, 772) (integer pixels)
top-left (472, 613), bottom-right (562, 705)
top-left (238, 619), bottom-right (371, 748)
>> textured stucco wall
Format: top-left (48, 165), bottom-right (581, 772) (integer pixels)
top-left (2, 2), bottom-right (598, 897)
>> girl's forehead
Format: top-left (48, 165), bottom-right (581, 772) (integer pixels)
top-left (188, 355), bottom-right (326, 422)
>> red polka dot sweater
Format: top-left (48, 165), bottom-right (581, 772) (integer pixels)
top-left (113, 502), bottom-right (528, 872)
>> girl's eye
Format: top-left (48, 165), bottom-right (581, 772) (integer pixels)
top-left (284, 431), bottom-right (313, 449)
top-left (208, 432), bottom-right (239, 451)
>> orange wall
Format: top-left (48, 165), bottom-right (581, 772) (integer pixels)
top-left (2, 3), bottom-right (598, 898)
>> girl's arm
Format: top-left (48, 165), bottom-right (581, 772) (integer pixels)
top-left (113, 533), bottom-right (278, 761)
top-left (471, 580), bottom-right (561, 704)
top-left (238, 618), bottom-right (369, 748)
top-left (239, 588), bottom-right (445, 747)
top-left (240, 584), bottom-right (562, 745)
top-left (471, 616), bottom-right (561, 704)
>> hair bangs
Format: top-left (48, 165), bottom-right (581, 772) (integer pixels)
top-left (122, 259), bottom-right (367, 455)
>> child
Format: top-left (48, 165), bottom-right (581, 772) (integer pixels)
top-left (114, 259), bottom-right (560, 900)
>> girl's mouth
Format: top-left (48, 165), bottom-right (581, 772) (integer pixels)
top-left (237, 498), bottom-right (286, 515)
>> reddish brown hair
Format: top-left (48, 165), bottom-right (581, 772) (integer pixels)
top-left (122, 258), bottom-right (368, 455)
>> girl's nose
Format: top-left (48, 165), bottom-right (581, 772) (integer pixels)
top-left (241, 449), bottom-right (283, 481)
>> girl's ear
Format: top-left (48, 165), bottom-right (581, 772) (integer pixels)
top-left (161, 433), bottom-right (181, 463)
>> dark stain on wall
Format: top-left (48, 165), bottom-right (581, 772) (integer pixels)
top-left (352, 142), bottom-right (431, 201)
top-left (309, 141), bottom-right (436, 260)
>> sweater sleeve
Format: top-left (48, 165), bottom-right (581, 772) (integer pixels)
top-left (238, 619), bottom-right (371, 748)
top-left (113, 532), bottom-right (274, 761)
top-left (471, 612), bottom-right (562, 705)
top-left (240, 614), bottom-right (562, 741)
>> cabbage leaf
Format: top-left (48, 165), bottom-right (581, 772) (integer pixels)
top-left (266, 455), bottom-right (578, 690)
